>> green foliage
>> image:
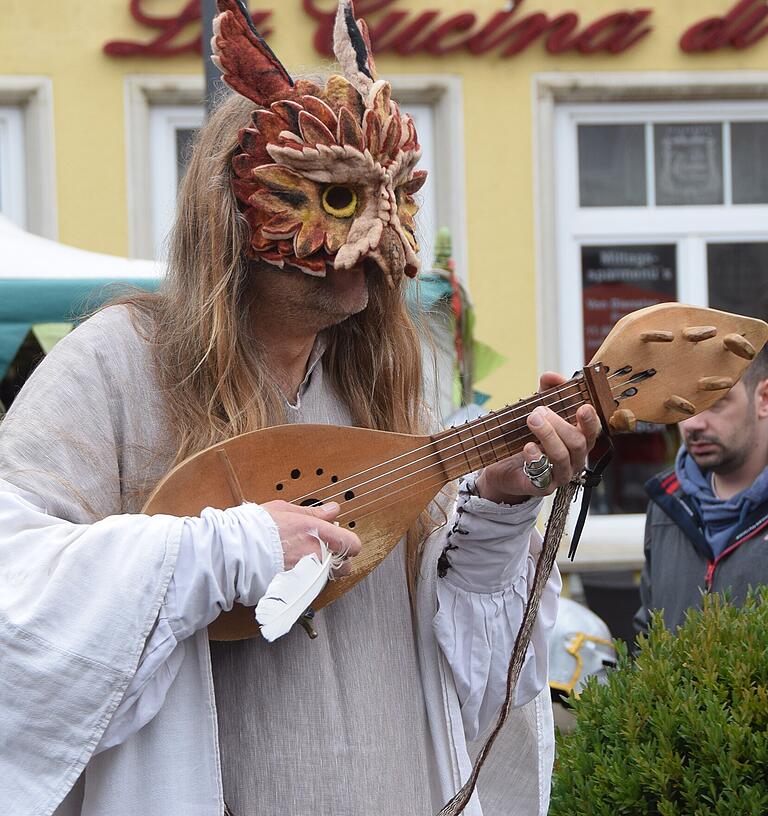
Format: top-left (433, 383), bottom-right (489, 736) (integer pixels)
top-left (550, 588), bottom-right (768, 816)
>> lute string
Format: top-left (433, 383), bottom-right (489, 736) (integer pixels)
top-left (290, 374), bottom-right (633, 513)
top-left (290, 373), bottom-right (633, 511)
top-left (289, 394), bottom-right (582, 524)
top-left (291, 381), bottom-right (587, 507)
top-left (335, 401), bottom-right (584, 526)
top-left (294, 396), bottom-right (614, 518)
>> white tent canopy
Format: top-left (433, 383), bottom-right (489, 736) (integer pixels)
top-left (0, 215), bottom-right (162, 280)
top-left (0, 217), bottom-right (162, 380)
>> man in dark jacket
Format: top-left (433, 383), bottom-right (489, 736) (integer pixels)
top-left (634, 346), bottom-right (768, 637)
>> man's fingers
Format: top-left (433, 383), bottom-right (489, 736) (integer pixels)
top-left (527, 408), bottom-right (571, 484)
top-left (541, 407), bottom-right (589, 472)
top-left (299, 501), bottom-right (341, 520)
top-left (539, 371), bottom-right (567, 392)
top-left (314, 518), bottom-right (362, 559)
top-left (289, 502), bottom-right (362, 557)
top-left (265, 499), bottom-right (341, 520)
top-left (576, 405), bottom-right (603, 450)
top-left (261, 500), bottom-right (362, 571)
top-left (522, 442), bottom-right (555, 495)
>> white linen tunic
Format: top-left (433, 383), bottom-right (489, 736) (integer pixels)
top-left (210, 344), bottom-right (434, 815)
top-left (0, 307), bottom-right (559, 816)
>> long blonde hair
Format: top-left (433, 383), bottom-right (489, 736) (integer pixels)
top-left (120, 93), bottom-right (432, 587)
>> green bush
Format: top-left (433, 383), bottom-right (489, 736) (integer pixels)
top-left (550, 588), bottom-right (768, 816)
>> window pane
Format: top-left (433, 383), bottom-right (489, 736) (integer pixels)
top-left (582, 244), bottom-right (678, 515)
top-left (175, 127), bottom-right (198, 190)
top-left (731, 122), bottom-right (768, 204)
top-left (578, 124), bottom-right (646, 207)
top-left (707, 242), bottom-right (768, 320)
top-left (0, 106), bottom-right (27, 228)
top-left (654, 122), bottom-right (723, 205)
top-left (402, 104), bottom-right (436, 269)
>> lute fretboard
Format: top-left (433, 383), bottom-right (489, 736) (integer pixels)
top-left (314, 364), bottom-right (613, 530)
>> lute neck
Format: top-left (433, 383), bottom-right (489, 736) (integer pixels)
top-left (431, 364), bottom-right (612, 484)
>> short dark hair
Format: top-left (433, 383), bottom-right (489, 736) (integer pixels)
top-left (742, 344), bottom-right (768, 394)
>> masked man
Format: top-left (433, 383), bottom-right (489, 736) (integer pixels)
top-left (0, 2), bottom-right (600, 814)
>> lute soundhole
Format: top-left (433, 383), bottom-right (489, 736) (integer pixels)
top-left (275, 464), bottom-right (359, 529)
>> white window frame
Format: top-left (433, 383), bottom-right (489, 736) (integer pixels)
top-left (125, 76), bottom-right (204, 260)
top-left (125, 74), bottom-right (467, 276)
top-left (0, 105), bottom-right (26, 227)
top-left (534, 72), bottom-right (768, 570)
top-left (148, 105), bottom-right (205, 259)
top-left (391, 76), bottom-right (467, 281)
top-left (397, 101), bottom-right (437, 270)
top-left (0, 77), bottom-right (57, 239)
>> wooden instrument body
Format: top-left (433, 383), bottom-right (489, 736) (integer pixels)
top-left (143, 424), bottom-right (445, 640)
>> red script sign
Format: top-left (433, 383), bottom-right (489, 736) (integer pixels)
top-left (103, 1), bottom-right (768, 59)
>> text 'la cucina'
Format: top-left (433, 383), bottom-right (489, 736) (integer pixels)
top-left (103, 0), bottom-right (768, 59)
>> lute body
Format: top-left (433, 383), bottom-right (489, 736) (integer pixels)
top-left (144, 424), bottom-right (445, 639)
top-left (143, 304), bottom-right (768, 641)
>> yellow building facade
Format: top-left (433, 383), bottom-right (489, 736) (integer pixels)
top-left (3, 0), bottom-right (768, 528)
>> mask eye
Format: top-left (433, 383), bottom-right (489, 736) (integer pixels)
top-left (322, 185), bottom-right (357, 218)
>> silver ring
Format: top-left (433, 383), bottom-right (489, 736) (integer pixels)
top-left (523, 454), bottom-right (553, 490)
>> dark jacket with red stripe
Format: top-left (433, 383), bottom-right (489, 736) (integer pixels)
top-left (633, 467), bottom-right (768, 637)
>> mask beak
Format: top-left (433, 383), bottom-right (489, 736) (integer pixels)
top-left (362, 223), bottom-right (422, 287)
top-left (367, 227), bottom-right (405, 287)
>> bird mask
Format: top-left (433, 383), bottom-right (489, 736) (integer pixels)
top-left (212, 0), bottom-right (426, 287)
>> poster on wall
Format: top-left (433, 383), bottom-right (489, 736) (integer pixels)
top-left (581, 244), bottom-right (678, 514)
top-left (581, 244), bottom-right (677, 363)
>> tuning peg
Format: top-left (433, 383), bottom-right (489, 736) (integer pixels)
top-left (640, 331), bottom-right (674, 343)
top-left (698, 376), bottom-right (734, 391)
top-left (683, 326), bottom-right (717, 342)
top-left (609, 408), bottom-right (637, 433)
top-left (723, 333), bottom-right (756, 360)
top-left (665, 395), bottom-right (696, 415)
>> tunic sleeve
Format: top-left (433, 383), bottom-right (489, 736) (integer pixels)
top-left (433, 477), bottom-right (560, 741)
top-left (96, 503), bottom-right (284, 752)
top-left (0, 311), bottom-right (289, 802)
top-left (0, 480), bottom-right (182, 814)
top-left (0, 310), bottom-right (184, 812)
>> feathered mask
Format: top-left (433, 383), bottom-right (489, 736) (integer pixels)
top-left (212, 0), bottom-right (426, 287)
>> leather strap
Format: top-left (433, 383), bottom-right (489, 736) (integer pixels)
top-left (568, 436), bottom-right (614, 561)
top-left (436, 480), bottom-right (578, 815)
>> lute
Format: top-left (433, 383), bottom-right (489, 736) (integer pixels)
top-left (143, 303), bottom-right (768, 641)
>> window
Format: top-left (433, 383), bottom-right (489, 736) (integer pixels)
top-left (125, 76), bottom-right (204, 259)
top-left (576, 116), bottom-right (768, 210)
top-left (0, 78), bottom-right (56, 238)
top-left (555, 100), bottom-right (768, 516)
top-left (148, 105), bottom-right (204, 259)
top-left (0, 105), bottom-right (26, 227)
top-left (395, 102), bottom-right (437, 269)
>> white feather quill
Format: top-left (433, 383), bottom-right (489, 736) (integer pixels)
top-left (255, 532), bottom-right (343, 642)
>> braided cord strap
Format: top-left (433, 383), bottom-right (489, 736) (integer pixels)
top-left (436, 482), bottom-right (578, 816)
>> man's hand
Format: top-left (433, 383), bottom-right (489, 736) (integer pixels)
top-left (475, 372), bottom-right (603, 504)
top-left (261, 500), bottom-right (362, 576)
